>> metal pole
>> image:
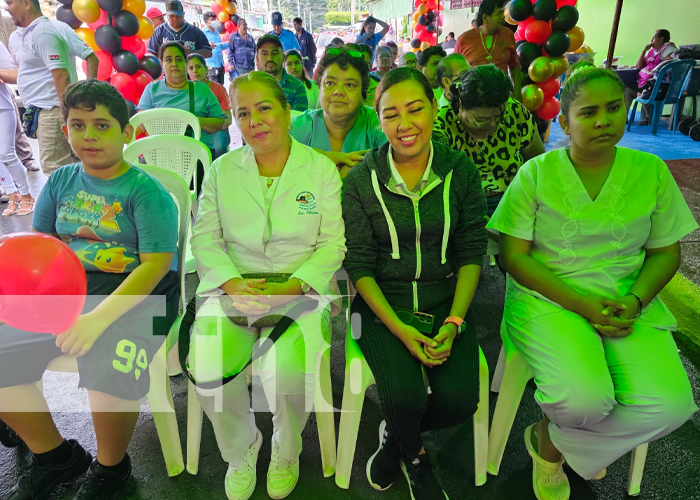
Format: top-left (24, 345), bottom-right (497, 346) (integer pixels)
top-left (351, 0), bottom-right (355, 26)
top-left (606, 0), bottom-right (624, 70)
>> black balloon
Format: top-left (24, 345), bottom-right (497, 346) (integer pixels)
top-left (517, 42), bottom-right (542, 71)
top-left (551, 5), bottom-right (579, 32)
top-left (95, 25), bottom-right (122, 54)
top-left (97, 0), bottom-right (124, 15)
top-left (522, 74), bottom-right (534, 87)
top-left (56, 5), bottom-right (82, 29)
top-left (214, 21), bottom-right (225, 34)
top-left (438, 26), bottom-right (443, 36)
top-left (126, 100), bottom-right (137, 118)
top-left (532, 0), bottom-right (557, 21)
top-left (417, 15), bottom-right (429, 26)
top-left (427, 11), bottom-right (437, 22)
top-left (113, 10), bottom-right (140, 37)
top-left (410, 38), bottom-right (421, 49)
top-left (139, 55), bottom-right (163, 80)
top-left (231, 14), bottom-right (240, 24)
top-left (112, 50), bottom-right (139, 75)
top-left (544, 31), bottom-right (571, 57)
top-left (426, 22), bottom-right (436, 33)
top-left (515, 39), bottom-right (527, 48)
top-left (57, 0), bottom-right (74, 6)
top-left (508, 0), bottom-right (532, 22)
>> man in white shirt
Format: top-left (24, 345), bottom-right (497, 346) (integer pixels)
top-left (4, 0), bottom-right (76, 176)
top-left (51, 20), bottom-right (98, 81)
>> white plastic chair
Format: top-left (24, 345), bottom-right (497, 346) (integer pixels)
top-left (42, 165), bottom-right (192, 477)
top-left (124, 135), bottom-right (211, 276)
top-left (185, 322), bottom-right (337, 478)
top-left (335, 282), bottom-right (490, 489)
top-left (130, 108), bottom-right (201, 140)
top-left (488, 321), bottom-right (649, 496)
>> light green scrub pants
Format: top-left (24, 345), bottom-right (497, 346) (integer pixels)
top-left (188, 296), bottom-right (329, 464)
top-left (503, 290), bottom-right (697, 479)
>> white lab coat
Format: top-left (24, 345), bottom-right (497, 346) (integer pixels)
top-left (191, 137), bottom-right (346, 296)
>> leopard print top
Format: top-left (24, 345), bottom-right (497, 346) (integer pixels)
top-left (432, 98), bottom-right (537, 198)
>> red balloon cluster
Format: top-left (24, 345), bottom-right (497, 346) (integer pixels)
top-left (410, 0), bottom-right (444, 51)
top-left (60, 0), bottom-right (161, 105)
top-left (507, 0), bottom-right (584, 119)
top-left (0, 233), bottom-right (87, 334)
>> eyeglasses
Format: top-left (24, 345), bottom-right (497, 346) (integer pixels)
top-left (467, 107), bottom-right (504, 128)
top-left (326, 47), bottom-right (364, 59)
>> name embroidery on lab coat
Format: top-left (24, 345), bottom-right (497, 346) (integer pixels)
top-left (296, 191), bottom-right (318, 215)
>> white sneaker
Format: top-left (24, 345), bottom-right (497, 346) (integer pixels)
top-left (225, 430), bottom-right (263, 500)
top-left (524, 424), bottom-right (570, 500)
top-left (267, 441), bottom-right (299, 499)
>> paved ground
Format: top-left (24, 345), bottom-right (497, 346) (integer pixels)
top-left (1, 141), bottom-right (700, 500)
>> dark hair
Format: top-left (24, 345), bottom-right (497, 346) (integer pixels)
top-left (448, 32), bottom-right (455, 38)
top-left (418, 45), bottom-right (446, 67)
top-left (159, 40), bottom-right (186, 61)
top-left (450, 64), bottom-right (512, 114)
top-left (386, 41), bottom-right (398, 49)
top-left (285, 49), bottom-right (311, 89)
top-left (203, 11), bottom-right (216, 21)
top-left (374, 67), bottom-right (434, 114)
top-left (477, 0), bottom-right (507, 27)
top-left (657, 29), bottom-right (671, 43)
top-left (293, 17), bottom-right (303, 24)
top-left (328, 37), bottom-right (345, 47)
top-left (62, 79), bottom-right (130, 131)
top-left (565, 60), bottom-right (594, 81)
top-left (560, 67), bottom-right (624, 118)
top-left (314, 47), bottom-right (370, 96)
top-left (187, 53), bottom-right (207, 68)
top-left (230, 71), bottom-right (289, 111)
top-left (360, 16), bottom-right (377, 34)
top-left (437, 54), bottom-right (469, 90)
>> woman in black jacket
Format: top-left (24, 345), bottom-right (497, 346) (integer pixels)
top-left (342, 67), bottom-right (488, 500)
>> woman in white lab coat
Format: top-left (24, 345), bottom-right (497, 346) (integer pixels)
top-left (188, 71), bottom-right (346, 500)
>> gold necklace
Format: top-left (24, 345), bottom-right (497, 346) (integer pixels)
top-left (478, 29), bottom-right (495, 62)
top-left (266, 177), bottom-right (274, 188)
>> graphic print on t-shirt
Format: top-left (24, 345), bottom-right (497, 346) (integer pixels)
top-left (57, 190), bottom-right (137, 273)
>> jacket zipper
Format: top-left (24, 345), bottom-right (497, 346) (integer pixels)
top-left (413, 199), bottom-right (421, 311)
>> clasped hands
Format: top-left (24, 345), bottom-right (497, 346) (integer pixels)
top-left (576, 293), bottom-right (640, 338)
top-left (224, 278), bottom-right (301, 316)
top-left (396, 322), bottom-right (458, 369)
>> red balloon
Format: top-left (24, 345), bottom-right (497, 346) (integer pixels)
top-left (211, 1), bottom-right (222, 15)
top-left (111, 72), bottom-right (137, 101)
top-left (525, 20), bottom-right (552, 45)
top-left (516, 23), bottom-right (527, 40)
top-left (132, 69), bottom-right (152, 91)
top-left (0, 233), bottom-right (87, 334)
top-left (414, 0), bottom-right (424, 7)
top-left (224, 20), bottom-right (235, 32)
top-left (537, 77), bottom-right (561, 99)
top-left (221, 32), bottom-right (230, 42)
top-left (87, 9), bottom-right (107, 30)
top-left (536, 96), bottom-right (561, 120)
top-left (122, 36), bottom-right (146, 59)
top-left (557, 0), bottom-right (577, 6)
top-left (426, 0), bottom-right (437, 9)
top-left (84, 50), bottom-right (113, 81)
top-left (415, 22), bottom-right (426, 33)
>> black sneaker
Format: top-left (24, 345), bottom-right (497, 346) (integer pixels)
top-left (6, 439), bottom-right (92, 500)
top-left (366, 421), bottom-right (401, 491)
top-left (401, 454), bottom-right (449, 500)
top-left (72, 454), bottom-right (132, 500)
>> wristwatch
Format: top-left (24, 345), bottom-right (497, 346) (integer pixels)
top-left (296, 278), bottom-right (311, 295)
top-left (443, 316), bottom-right (466, 338)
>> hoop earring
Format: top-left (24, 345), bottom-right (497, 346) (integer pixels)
top-left (288, 123), bottom-right (293, 130)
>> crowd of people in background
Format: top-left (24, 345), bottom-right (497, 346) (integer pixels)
top-left (0, 2), bottom-right (698, 500)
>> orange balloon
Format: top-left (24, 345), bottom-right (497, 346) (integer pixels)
top-left (225, 2), bottom-right (237, 15)
top-left (417, 3), bottom-right (428, 15)
top-left (75, 27), bottom-right (99, 51)
top-left (551, 55), bottom-right (569, 77)
top-left (420, 41), bottom-right (430, 50)
top-left (216, 0), bottom-right (228, 6)
top-left (504, 1), bottom-right (518, 25)
top-left (122, 0), bottom-right (145, 16)
top-left (72, 0), bottom-right (101, 24)
top-left (413, 11), bottom-right (421, 21)
top-left (567, 26), bottom-right (585, 53)
top-left (136, 15), bottom-right (154, 39)
top-left (218, 11), bottom-right (229, 22)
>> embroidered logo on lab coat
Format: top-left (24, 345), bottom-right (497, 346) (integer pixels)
top-left (296, 191), bottom-right (318, 215)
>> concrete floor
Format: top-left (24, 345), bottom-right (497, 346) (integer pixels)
top-left (1, 140), bottom-right (700, 500)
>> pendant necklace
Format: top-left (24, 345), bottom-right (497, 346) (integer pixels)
top-left (267, 177), bottom-right (274, 188)
top-left (479, 29), bottom-right (495, 62)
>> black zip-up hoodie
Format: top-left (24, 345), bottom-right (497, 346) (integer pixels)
top-left (342, 141), bottom-right (488, 311)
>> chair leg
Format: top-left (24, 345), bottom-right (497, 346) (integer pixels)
top-left (335, 359), bottom-right (371, 490)
top-left (627, 101), bottom-right (639, 130)
top-left (315, 347), bottom-right (337, 478)
top-left (167, 341), bottom-right (182, 377)
top-left (627, 443), bottom-right (649, 496)
top-left (486, 352), bottom-right (534, 476)
top-left (186, 380), bottom-right (204, 475)
top-left (651, 104), bottom-right (661, 135)
top-left (491, 345), bottom-right (506, 393)
top-left (473, 348), bottom-right (489, 486)
top-left (146, 343), bottom-right (185, 477)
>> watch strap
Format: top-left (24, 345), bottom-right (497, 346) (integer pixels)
top-left (443, 316), bottom-right (466, 336)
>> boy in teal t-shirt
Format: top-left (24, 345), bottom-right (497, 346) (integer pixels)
top-left (0, 80), bottom-right (179, 500)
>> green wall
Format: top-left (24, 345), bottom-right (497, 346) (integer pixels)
top-left (567, 0), bottom-right (698, 66)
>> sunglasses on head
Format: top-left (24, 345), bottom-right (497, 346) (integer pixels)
top-left (326, 47), bottom-right (364, 59)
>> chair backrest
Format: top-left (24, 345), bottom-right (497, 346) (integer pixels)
top-left (653, 59), bottom-right (697, 105)
top-left (138, 165), bottom-right (192, 316)
top-left (130, 108), bottom-right (202, 140)
top-left (123, 135), bottom-right (211, 190)
top-left (682, 64), bottom-right (700, 97)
